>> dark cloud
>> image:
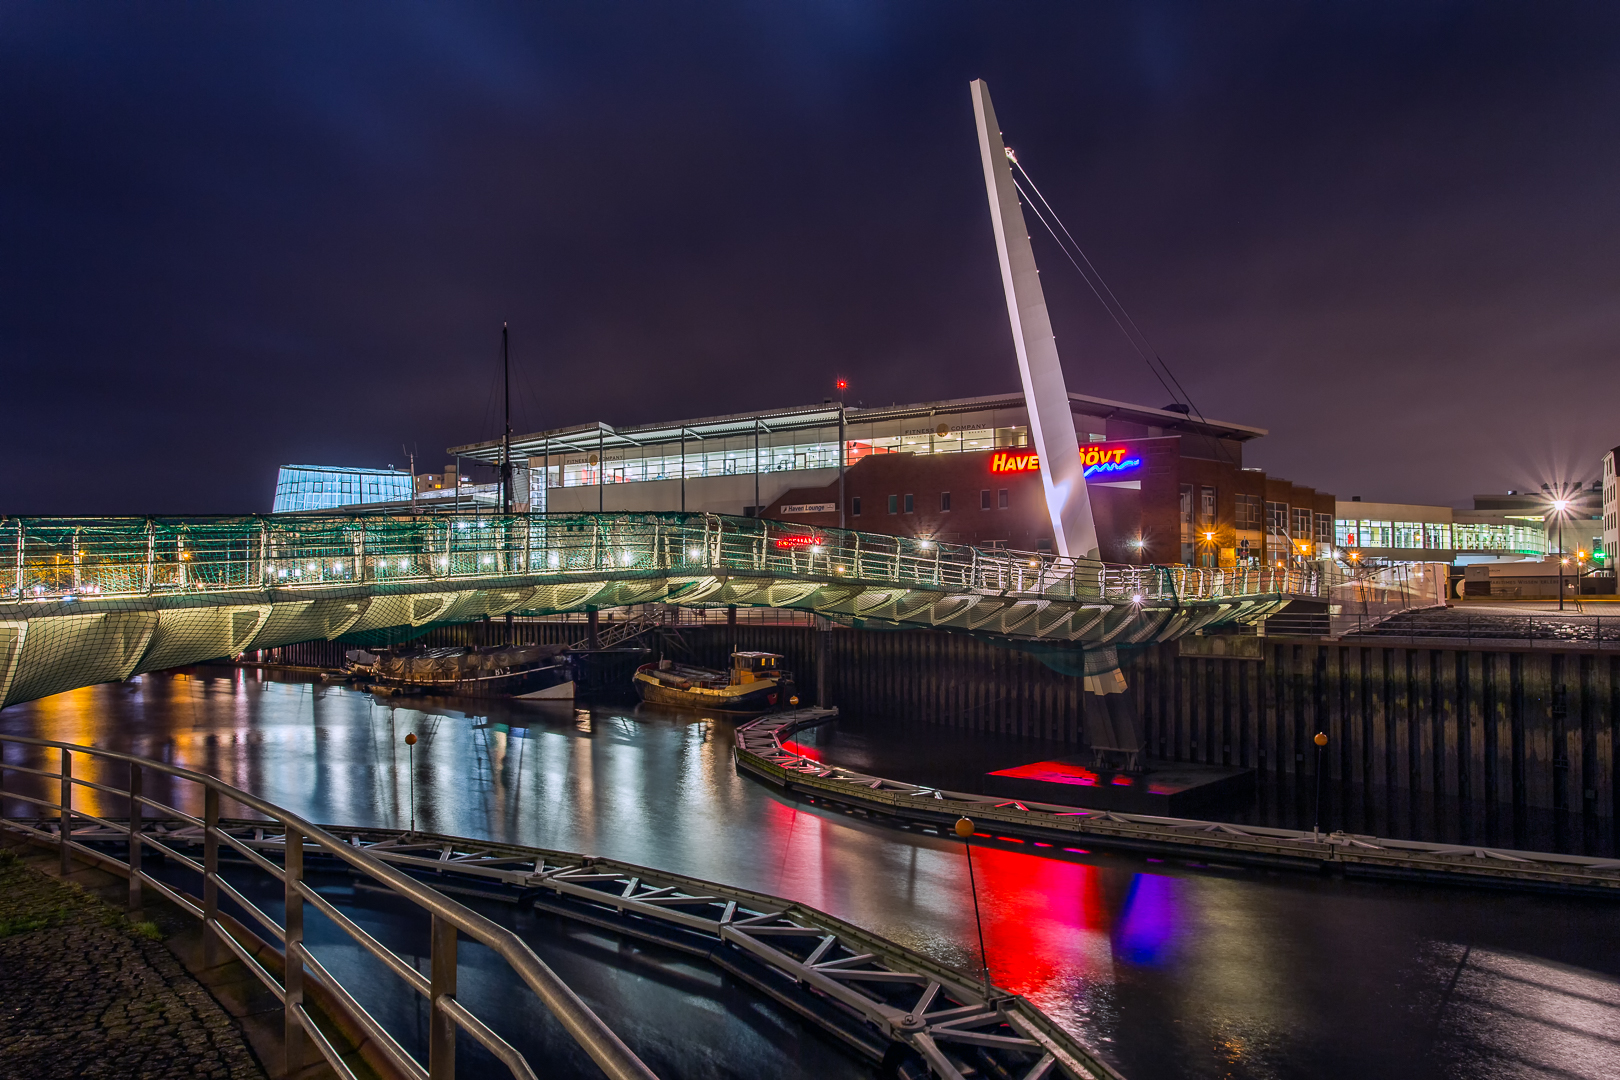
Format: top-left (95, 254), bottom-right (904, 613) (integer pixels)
top-left (3, 1), bottom-right (1618, 513)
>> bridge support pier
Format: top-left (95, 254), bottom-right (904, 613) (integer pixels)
top-left (586, 609), bottom-right (600, 650)
top-left (1082, 648), bottom-right (1144, 772)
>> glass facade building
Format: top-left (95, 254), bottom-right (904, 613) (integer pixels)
top-left (1333, 508), bottom-right (1547, 559)
top-left (273, 466), bottom-right (414, 514)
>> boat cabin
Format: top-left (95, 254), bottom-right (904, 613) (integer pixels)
top-left (730, 651), bottom-right (783, 685)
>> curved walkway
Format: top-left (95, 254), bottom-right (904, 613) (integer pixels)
top-left (735, 712), bottom-right (1620, 895)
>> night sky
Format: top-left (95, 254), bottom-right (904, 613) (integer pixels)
top-left (5, 3), bottom-right (1619, 515)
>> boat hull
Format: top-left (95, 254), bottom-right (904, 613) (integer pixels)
top-left (364, 661), bottom-right (575, 700)
top-left (632, 671), bottom-right (786, 715)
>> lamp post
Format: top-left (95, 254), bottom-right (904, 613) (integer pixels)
top-left (1552, 497), bottom-right (1570, 612)
top-left (954, 816), bottom-right (991, 999)
top-left (1312, 731), bottom-right (1328, 838)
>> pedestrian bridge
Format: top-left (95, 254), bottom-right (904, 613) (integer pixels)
top-left (0, 512), bottom-right (1321, 708)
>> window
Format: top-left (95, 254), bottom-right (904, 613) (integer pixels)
top-left (981, 490), bottom-right (991, 510)
top-left (1236, 493), bottom-right (1262, 529)
top-left (940, 492), bottom-right (951, 512)
top-left (851, 496), bottom-right (861, 517)
top-left (998, 489), bottom-right (1009, 509)
top-left (1315, 513), bottom-right (1332, 546)
top-left (888, 495), bottom-right (898, 515)
top-left (1179, 485), bottom-right (1194, 541)
top-left (1266, 501), bottom-right (1288, 538)
top-left (904, 494), bottom-right (914, 514)
top-left (1199, 486), bottom-right (1217, 528)
top-left (1292, 508), bottom-right (1312, 545)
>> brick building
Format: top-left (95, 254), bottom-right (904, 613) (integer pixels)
top-left (451, 391), bottom-right (1335, 566)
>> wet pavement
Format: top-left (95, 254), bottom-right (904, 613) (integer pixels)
top-left (2, 667), bottom-right (1618, 1079)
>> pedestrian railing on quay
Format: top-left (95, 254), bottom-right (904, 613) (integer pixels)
top-left (0, 512), bottom-right (1325, 608)
top-left (0, 731), bottom-right (1121, 1080)
top-left (734, 713), bottom-right (1620, 895)
top-left (0, 733), bottom-right (658, 1080)
top-left (1345, 609), bottom-right (1620, 649)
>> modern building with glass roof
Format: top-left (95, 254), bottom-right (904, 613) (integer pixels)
top-left (272, 465), bottom-right (414, 514)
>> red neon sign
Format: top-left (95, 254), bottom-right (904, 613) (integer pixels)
top-left (773, 533), bottom-right (822, 550)
top-left (991, 451), bottom-right (1040, 474)
top-left (990, 445), bottom-right (1144, 478)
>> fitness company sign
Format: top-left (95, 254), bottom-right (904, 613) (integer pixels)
top-left (989, 444), bottom-right (1144, 478)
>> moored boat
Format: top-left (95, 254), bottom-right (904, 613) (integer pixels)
top-left (633, 651), bottom-right (793, 714)
top-left (346, 644), bottom-right (575, 699)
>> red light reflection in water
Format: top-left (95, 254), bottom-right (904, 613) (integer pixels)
top-left (963, 844), bottom-right (1114, 994)
top-left (989, 760), bottom-right (1099, 786)
top-left (952, 843), bottom-right (1183, 1006)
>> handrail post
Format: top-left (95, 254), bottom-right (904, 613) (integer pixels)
top-left (283, 824), bottom-right (306, 1075)
top-left (203, 787), bottom-right (219, 962)
top-left (430, 913), bottom-right (458, 1080)
top-left (127, 764), bottom-right (143, 915)
top-left (59, 748), bottom-right (71, 875)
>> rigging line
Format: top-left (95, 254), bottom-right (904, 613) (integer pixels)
top-left (1011, 167), bottom-right (1185, 406)
top-left (1012, 176), bottom-right (1180, 405)
top-left (1012, 159), bottom-right (1238, 468)
top-left (1013, 159), bottom-right (1209, 422)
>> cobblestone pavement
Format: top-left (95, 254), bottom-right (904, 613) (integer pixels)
top-left (0, 850), bottom-right (267, 1080)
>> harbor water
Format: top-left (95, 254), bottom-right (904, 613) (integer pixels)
top-left (2, 667), bottom-right (1617, 1079)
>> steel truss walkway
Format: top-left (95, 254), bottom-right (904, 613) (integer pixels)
top-left (0, 513), bottom-right (1320, 708)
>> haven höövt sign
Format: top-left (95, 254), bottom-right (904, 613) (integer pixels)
top-left (990, 445), bottom-right (1144, 478)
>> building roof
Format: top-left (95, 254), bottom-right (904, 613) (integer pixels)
top-left (447, 391), bottom-right (1268, 466)
top-left (278, 464), bottom-right (411, 476)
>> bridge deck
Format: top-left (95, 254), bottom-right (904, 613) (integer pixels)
top-left (0, 513), bottom-right (1321, 707)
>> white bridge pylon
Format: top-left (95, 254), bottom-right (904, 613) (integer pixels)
top-left (971, 78), bottom-right (1099, 561)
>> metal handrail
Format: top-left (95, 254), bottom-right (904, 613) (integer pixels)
top-left (0, 733), bottom-right (658, 1080)
top-left (0, 511), bottom-right (1325, 607)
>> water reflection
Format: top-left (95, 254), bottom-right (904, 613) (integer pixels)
top-left (2, 668), bottom-right (1618, 1080)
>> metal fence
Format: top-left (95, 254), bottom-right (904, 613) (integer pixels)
top-left (0, 733), bottom-right (657, 1080)
top-left (0, 512), bottom-right (1324, 609)
top-left (1349, 609), bottom-right (1620, 648)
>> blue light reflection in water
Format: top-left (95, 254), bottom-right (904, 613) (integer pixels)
top-left (1114, 873), bottom-right (1178, 968)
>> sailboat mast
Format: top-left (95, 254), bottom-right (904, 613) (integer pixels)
top-left (501, 322), bottom-right (513, 514)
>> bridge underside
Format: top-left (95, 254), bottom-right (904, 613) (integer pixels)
top-left (0, 570), bottom-right (1290, 708)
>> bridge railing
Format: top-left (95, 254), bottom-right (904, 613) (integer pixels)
top-left (0, 513), bottom-right (1324, 607)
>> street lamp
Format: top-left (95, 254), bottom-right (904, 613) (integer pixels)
top-left (1549, 494), bottom-right (1572, 611)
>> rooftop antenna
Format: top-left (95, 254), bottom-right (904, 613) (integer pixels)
top-left (404, 444), bottom-right (417, 514)
top-left (501, 323), bottom-right (513, 515)
top-left (970, 79), bottom-right (1097, 559)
